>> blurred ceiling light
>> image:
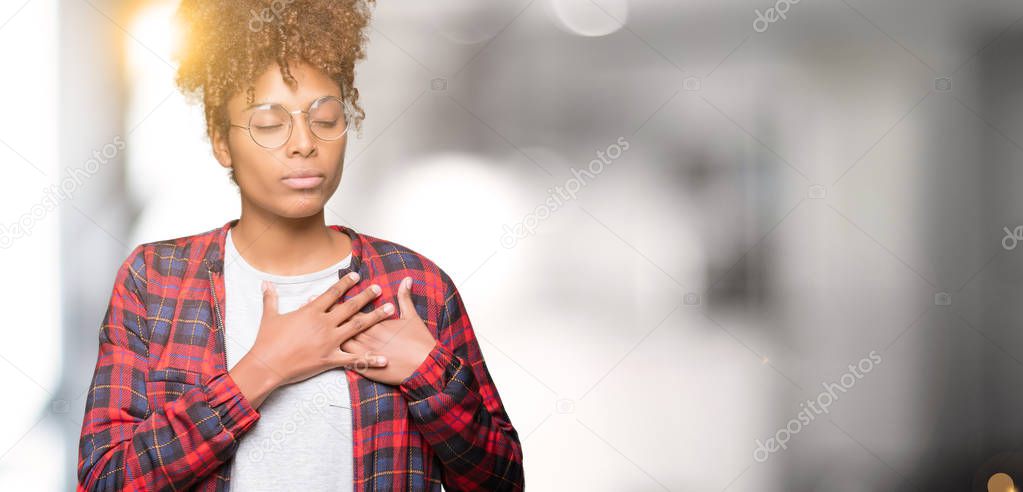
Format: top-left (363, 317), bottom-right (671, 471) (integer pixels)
top-left (550, 0), bottom-right (628, 37)
top-left (126, 1), bottom-right (179, 76)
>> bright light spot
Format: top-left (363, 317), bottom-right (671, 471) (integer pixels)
top-left (550, 0), bottom-right (628, 37)
top-left (125, 1), bottom-right (233, 243)
top-left (127, 2), bottom-right (179, 76)
top-left (374, 152), bottom-right (521, 281)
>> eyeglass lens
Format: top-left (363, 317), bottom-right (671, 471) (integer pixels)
top-left (247, 97), bottom-right (348, 148)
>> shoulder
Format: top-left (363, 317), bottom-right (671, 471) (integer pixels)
top-left (120, 223), bottom-right (225, 280)
top-left (142, 223), bottom-right (222, 254)
top-left (355, 230), bottom-right (458, 296)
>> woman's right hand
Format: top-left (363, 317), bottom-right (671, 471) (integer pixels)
top-left (230, 272), bottom-right (392, 407)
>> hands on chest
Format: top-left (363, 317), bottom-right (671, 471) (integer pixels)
top-left (231, 273), bottom-right (438, 408)
top-left (334, 275), bottom-right (438, 385)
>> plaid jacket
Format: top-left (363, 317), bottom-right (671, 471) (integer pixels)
top-left (77, 218), bottom-right (524, 491)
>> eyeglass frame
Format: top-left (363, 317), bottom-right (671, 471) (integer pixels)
top-left (228, 95), bottom-right (353, 149)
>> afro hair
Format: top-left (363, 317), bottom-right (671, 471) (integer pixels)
top-left (172, 0), bottom-right (376, 146)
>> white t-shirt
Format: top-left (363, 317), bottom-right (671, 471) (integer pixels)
top-left (223, 228), bottom-right (354, 491)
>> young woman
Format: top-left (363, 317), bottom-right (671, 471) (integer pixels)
top-left (76, 1), bottom-right (523, 490)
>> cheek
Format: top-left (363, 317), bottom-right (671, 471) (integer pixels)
top-left (323, 139), bottom-right (348, 166)
top-left (321, 142), bottom-right (347, 183)
top-left (323, 166), bottom-right (343, 194)
top-left (233, 160), bottom-right (294, 211)
top-left (231, 145), bottom-right (283, 186)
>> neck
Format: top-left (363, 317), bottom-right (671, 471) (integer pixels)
top-left (229, 204), bottom-right (351, 276)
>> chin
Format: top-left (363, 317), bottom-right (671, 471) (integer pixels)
top-left (274, 196), bottom-right (327, 218)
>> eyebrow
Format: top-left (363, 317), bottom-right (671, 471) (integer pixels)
top-left (242, 101), bottom-right (276, 111)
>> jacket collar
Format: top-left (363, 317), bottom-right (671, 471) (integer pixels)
top-left (201, 218), bottom-right (365, 275)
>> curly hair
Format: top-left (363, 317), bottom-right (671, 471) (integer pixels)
top-left (172, 0), bottom-right (375, 149)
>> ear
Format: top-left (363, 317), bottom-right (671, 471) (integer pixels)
top-left (211, 127), bottom-right (233, 170)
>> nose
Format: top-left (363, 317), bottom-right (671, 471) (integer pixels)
top-left (286, 111), bottom-right (317, 158)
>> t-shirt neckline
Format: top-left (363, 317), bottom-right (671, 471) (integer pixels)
top-left (225, 228), bottom-right (352, 284)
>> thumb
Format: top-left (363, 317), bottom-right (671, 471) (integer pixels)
top-left (397, 276), bottom-right (416, 319)
top-left (261, 280), bottom-right (278, 316)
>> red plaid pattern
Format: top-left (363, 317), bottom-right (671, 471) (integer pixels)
top-left (77, 219), bottom-right (524, 491)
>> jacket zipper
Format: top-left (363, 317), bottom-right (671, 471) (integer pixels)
top-left (206, 264), bottom-right (228, 372)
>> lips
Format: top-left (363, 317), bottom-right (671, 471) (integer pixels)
top-left (281, 169), bottom-right (325, 190)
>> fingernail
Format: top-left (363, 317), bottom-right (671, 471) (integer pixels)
top-left (375, 356), bottom-right (387, 365)
top-left (371, 284), bottom-right (381, 295)
top-left (261, 280), bottom-right (269, 293)
top-left (404, 277), bottom-right (412, 289)
top-left (348, 272), bottom-right (360, 282)
top-left (382, 303), bottom-right (394, 314)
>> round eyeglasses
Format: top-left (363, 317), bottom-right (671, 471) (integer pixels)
top-left (229, 95), bottom-right (351, 149)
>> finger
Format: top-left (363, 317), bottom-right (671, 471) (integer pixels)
top-left (337, 302), bottom-right (393, 343)
top-left (310, 272), bottom-right (360, 312)
top-left (340, 336), bottom-right (365, 355)
top-left (352, 329), bottom-right (377, 344)
top-left (397, 276), bottom-right (416, 320)
top-left (333, 349), bottom-right (387, 372)
top-left (327, 283), bottom-right (382, 325)
top-left (261, 280), bottom-right (278, 317)
top-left (340, 339), bottom-right (354, 354)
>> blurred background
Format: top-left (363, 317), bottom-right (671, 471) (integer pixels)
top-left (3, 0), bottom-right (1023, 490)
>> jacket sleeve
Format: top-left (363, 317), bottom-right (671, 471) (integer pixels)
top-left (397, 271), bottom-right (524, 491)
top-left (77, 245), bottom-right (260, 491)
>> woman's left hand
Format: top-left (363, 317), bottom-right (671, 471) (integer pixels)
top-left (339, 276), bottom-right (438, 385)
